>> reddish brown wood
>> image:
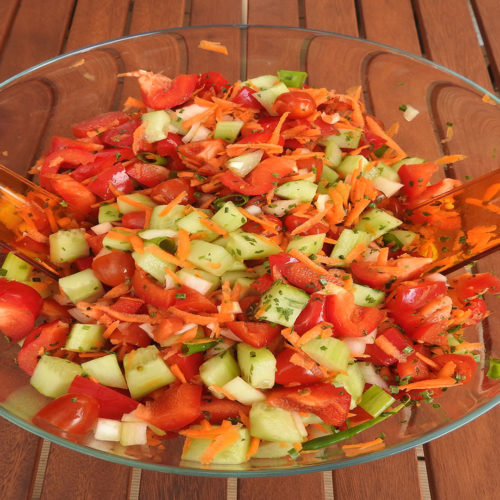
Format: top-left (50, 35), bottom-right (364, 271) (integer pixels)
top-left (190, 0), bottom-right (241, 25)
top-left (0, 0), bottom-right (19, 54)
top-left (248, 0), bottom-right (299, 24)
top-left (414, 0), bottom-right (493, 90)
top-left (0, 0), bottom-right (75, 81)
top-left (129, 0), bottom-right (186, 34)
top-left (41, 443), bottom-right (131, 500)
top-left (239, 473), bottom-right (324, 500)
top-left (64, 0), bottom-right (129, 52)
top-left (304, 0), bottom-right (359, 36)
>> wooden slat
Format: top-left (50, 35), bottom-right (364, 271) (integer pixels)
top-left (41, 443), bottom-right (131, 500)
top-left (248, 0), bottom-right (299, 24)
top-left (424, 406), bottom-right (500, 500)
top-left (0, 0), bottom-right (75, 81)
top-left (129, 0), bottom-right (186, 34)
top-left (64, 0), bottom-right (129, 52)
top-left (239, 473), bottom-right (325, 500)
top-left (471, 0), bottom-right (500, 88)
top-left (333, 451), bottom-right (422, 499)
top-left (359, 0), bottom-right (421, 54)
top-left (414, 0), bottom-right (493, 90)
top-left (0, 0), bottom-right (19, 54)
top-left (190, 0), bottom-right (241, 25)
top-left (303, 0), bottom-right (359, 36)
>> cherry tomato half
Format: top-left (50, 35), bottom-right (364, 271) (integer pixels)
top-left (273, 91), bottom-right (316, 119)
top-left (91, 250), bottom-right (135, 286)
top-left (150, 178), bottom-right (195, 205)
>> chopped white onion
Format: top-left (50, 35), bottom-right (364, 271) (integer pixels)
top-left (363, 247), bottom-right (380, 262)
top-left (138, 323), bottom-right (155, 339)
top-left (139, 229), bottom-right (178, 239)
top-left (321, 111), bottom-right (340, 125)
top-left (341, 329), bottom-right (377, 356)
top-left (315, 194), bottom-right (331, 212)
top-left (219, 327), bottom-right (242, 342)
top-left (182, 122), bottom-right (201, 143)
top-left (426, 273), bottom-right (448, 283)
top-left (245, 204), bottom-right (262, 215)
top-left (117, 321), bottom-right (131, 332)
top-left (358, 362), bottom-right (389, 390)
top-left (181, 273), bottom-right (213, 295)
top-left (94, 418), bottom-right (121, 442)
top-left (91, 222), bottom-right (113, 235)
top-left (373, 176), bottom-right (404, 198)
top-left (291, 411), bottom-right (308, 437)
top-left (191, 124), bottom-right (211, 142)
top-left (94, 247), bottom-right (112, 260)
top-left (120, 421), bottom-right (148, 446)
top-left (53, 293), bottom-right (73, 306)
top-left (403, 104), bottom-right (420, 122)
top-left (68, 307), bottom-right (95, 323)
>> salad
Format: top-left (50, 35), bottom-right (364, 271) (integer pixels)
top-left (1, 68), bottom-right (499, 466)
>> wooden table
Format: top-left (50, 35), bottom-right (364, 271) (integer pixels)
top-left (0, 1), bottom-right (499, 499)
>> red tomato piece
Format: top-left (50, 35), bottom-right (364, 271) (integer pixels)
top-left (92, 250), bottom-right (135, 287)
top-left (132, 268), bottom-right (176, 311)
top-left (294, 295), bottom-right (326, 335)
top-left (40, 148), bottom-right (96, 189)
top-left (248, 274), bottom-right (274, 294)
top-left (267, 383), bottom-right (351, 426)
top-left (87, 233), bottom-right (106, 254)
top-left (50, 175), bottom-right (96, 219)
top-left (0, 279), bottom-right (43, 341)
top-left (450, 272), bottom-right (500, 301)
top-left (200, 397), bottom-right (247, 424)
top-left (273, 91), bottom-right (316, 119)
top-left (177, 139), bottom-right (226, 167)
top-left (40, 298), bottom-right (71, 322)
top-left (197, 72), bottom-right (229, 94)
top-left (150, 178), bottom-right (195, 205)
top-left (433, 353), bottom-right (477, 383)
top-left (313, 116), bottom-right (339, 137)
top-left (111, 296), bottom-right (144, 314)
top-left (155, 316), bottom-right (185, 344)
top-left (14, 236), bottom-right (49, 256)
top-left (126, 162), bottom-right (169, 187)
top-left (121, 211), bottom-right (147, 229)
top-left (72, 111), bottom-right (130, 138)
top-left (108, 323), bottom-right (151, 347)
top-left (275, 348), bottom-right (325, 386)
top-left (139, 73), bottom-right (198, 110)
top-left (396, 352), bottom-right (430, 381)
top-left (232, 87), bottom-right (263, 109)
top-left (173, 286), bottom-right (218, 314)
top-left (358, 129), bottom-right (386, 153)
top-left (167, 352), bottom-right (204, 382)
top-left (87, 164), bottom-right (134, 200)
top-left (75, 255), bottom-right (93, 271)
top-left (284, 214), bottom-right (329, 235)
top-left (17, 321), bottom-right (69, 375)
top-left (237, 295), bottom-right (261, 322)
top-left (101, 119), bottom-right (140, 148)
top-left (387, 280), bottom-right (447, 312)
top-left (135, 383), bottom-right (202, 431)
top-left (226, 321), bottom-right (281, 348)
top-left (461, 297), bottom-right (488, 326)
top-left (156, 133), bottom-right (185, 170)
top-left (410, 321), bottom-right (449, 345)
top-left (69, 376), bottom-right (139, 420)
top-left (407, 178), bottom-right (462, 208)
top-left (398, 161), bottom-right (438, 200)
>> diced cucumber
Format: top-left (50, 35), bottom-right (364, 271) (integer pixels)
top-left (249, 402), bottom-right (304, 443)
top-left (150, 204), bottom-right (185, 230)
top-left (120, 421), bottom-right (147, 446)
top-left (212, 201), bottom-right (247, 233)
top-left (253, 82), bottom-right (289, 115)
top-left (141, 110), bottom-right (170, 143)
top-left (199, 350), bottom-right (240, 397)
top-left (226, 259), bottom-right (248, 271)
top-left (330, 229), bottom-right (370, 264)
top-left (221, 271), bottom-right (254, 286)
top-left (187, 240), bottom-right (234, 276)
top-left (334, 362), bottom-right (365, 409)
top-left (58, 269), bottom-right (104, 304)
top-left (277, 69), bottom-right (307, 88)
top-left (354, 208), bottom-right (403, 241)
top-left (226, 150), bottom-right (264, 178)
top-left (98, 203), bottom-right (121, 223)
top-left (65, 323), bottom-right (105, 351)
top-left (49, 229), bottom-right (89, 264)
top-left (226, 232), bottom-right (281, 261)
top-left (326, 128), bottom-right (362, 148)
top-left (234, 277), bottom-right (255, 296)
top-left (373, 176), bottom-right (404, 198)
top-left (258, 281), bottom-right (309, 327)
top-left (391, 156), bottom-right (425, 173)
top-left (286, 234), bottom-right (325, 256)
top-left (177, 268), bottom-right (220, 295)
top-left (177, 211), bottom-right (218, 242)
top-left (123, 345), bottom-right (175, 399)
top-left (1, 252), bottom-right (32, 281)
top-left (139, 228), bottom-right (178, 240)
top-left (132, 244), bottom-right (176, 285)
top-left (336, 154), bottom-right (368, 179)
top-left (237, 344), bottom-right (276, 389)
top-left (302, 337), bottom-right (351, 372)
top-left (376, 162), bottom-right (400, 182)
top-left (214, 120), bottom-right (243, 143)
top-left (102, 229), bottom-right (132, 251)
top-left (321, 164), bottom-right (340, 185)
top-left (181, 427), bottom-right (250, 464)
top-left (263, 199), bottom-right (301, 217)
top-left (242, 74), bottom-right (278, 90)
top-left (222, 376), bottom-right (266, 405)
top-left (358, 385), bottom-right (395, 417)
top-left (81, 354), bottom-right (127, 389)
top-left (384, 229), bottom-right (418, 249)
top-left (325, 138), bottom-right (342, 167)
top-left (94, 418), bottom-right (122, 442)
top-left (117, 193), bottom-right (156, 215)
top-left (30, 355), bottom-right (82, 398)
top-left (160, 324), bottom-right (204, 347)
top-left (275, 180), bottom-right (318, 203)
top-left (352, 284), bottom-right (385, 307)
top-left (253, 440), bottom-right (292, 458)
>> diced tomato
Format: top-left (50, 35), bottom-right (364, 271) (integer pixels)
top-left (0, 279), bottom-right (43, 341)
top-left (126, 162), bottom-right (169, 187)
top-left (92, 250), bottom-right (136, 287)
top-left (313, 116), bottom-right (339, 137)
top-left (197, 72), bottom-right (229, 95)
top-left (387, 280), bottom-right (447, 312)
top-left (358, 129), bottom-right (386, 154)
top-left (101, 119), bottom-right (140, 148)
top-left (399, 162), bottom-right (438, 200)
top-left (173, 286), bottom-right (217, 314)
top-left (379, 327), bottom-right (414, 356)
top-left (232, 87), bottom-right (263, 110)
top-left (275, 348), bottom-right (325, 386)
top-left (69, 375), bottom-right (139, 420)
top-left (87, 164), bottom-right (134, 200)
top-left (71, 154), bottom-right (115, 182)
top-left (50, 175), bottom-right (96, 219)
top-left (237, 296), bottom-right (261, 321)
top-left (150, 178), bottom-right (195, 205)
top-left (177, 139), bottom-right (226, 167)
top-left (408, 178), bottom-right (462, 208)
top-left (411, 321), bottom-right (449, 345)
top-left (139, 73), bottom-right (199, 110)
top-left (72, 111), bottom-right (130, 138)
top-left (249, 274), bottom-right (274, 294)
top-left (75, 256), bottom-right (93, 271)
top-left (40, 148), bottom-right (96, 189)
top-left (267, 383), bottom-right (351, 426)
top-left (167, 352), bottom-right (204, 382)
top-left (284, 214), bottom-right (329, 235)
top-left (236, 129), bottom-right (284, 146)
top-left (351, 257), bottom-right (432, 291)
top-left (461, 297), bottom-right (488, 326)
top-left (450, 272), bottom-right (500, 301)
top-left (226, 321), bottom-right (281, 348)
top-left (135, 383), bottom-right (202, 431)
top-left (121, 211), bottom-right (146, 229)
top-left (40, 298), bottom-right (71, 322)
top-left (242, 214), bottom-right (282, 237)
top-left (108, 323), bottom-right (151, 347)
top-left (111, 296), bottom-right (144, 314)
top-left (87, 233), bottom-right (106, 254)
top-left (396, 352), bottom-right (430, 381)
top-left (433, 353), bottom-right (477, 383)
top-left (14, 236), bottom-right (49, 256)
top-left (294, 294), bottom-right (326, 335)
top-left (200, 397), bottom-right (247, 424)
top-left (156, 133), bottom-right (184, 170)
top-left (17, 321), bottom-right (69, 375)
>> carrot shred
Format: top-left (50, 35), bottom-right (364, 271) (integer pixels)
top-left (435, 154), bottom-right (466, 165)
top-left (77, 301), bottom-right (162, 324)
top-left (398, 377), bottom-right (459, 391)
top-left (200, 218), bottom-right (228, 236)
top-left (209, 385), bottom-right (236, 400)
top-left (129, 234), bottom-right (144, 254)
top-left (176, 228), bottom-right (191, 262)
top-left (174, 326), bottom-right (199, 344)
top-left (375, 335), bottom-right (401, 360)
top-left (344, 198), bottom-right (371, 227)
top-left (159, 191), bottom-right (187, 217)
top-left (118, 195), bottom-right (154, 213)
top-left (245, 437), bottom-right (261, 460)
top-left (297, 323), bottom-right (333, 345)
top-left (376, 247), bottom-right (389, 265)
top-left (437, 361), bottom-right (456, 379)
top-left (198, 40), bottom-right (229, 55)
top-left (344, 242), bottom-right (367, 265)
top-left (237, 207), bottom-right (278, 234)
top-left (169, 307), bottom-right (215, 326)
top-left (199, 427), bottom-right (241, 465)
top-left (415, 351), bottom-right (439, 370)
top-left (102, 320), bottom-right (120, 339)
top-left (102, 282), bottom-right (130, 300)
top-left (365, 115), bottom-right (406, 157)
top-left (269, 112), bottom-right (290, 145)
top-left (342, 437), bottom-right (385, 457)
top-left (288, 248), bottom-right (327, 275)
top-left (290, 206), bottom-right (332, 236)
top-left (170, 363), bottom-right (187, 384)
top-left (148, 245), bottom-right (193, 268)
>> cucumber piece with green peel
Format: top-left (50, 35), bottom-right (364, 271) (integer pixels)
top-left (330, 229), bottom-right (370, 264)
top-left (326, 128), bottom-right (362, 149)
top-left (117, 193), bottom-right (156, 215)
top-left (258, 281), bottom-right (309, 327)
top-left (334, 362), bottom-right (365, 409)
top-left (176, 210), bottom-right (218, 241)
top-left (221, 271), bottom-right (253, 286)
top-left (391, 156), bottom-right (425, 173)
top-left (30, 355), bottom-right (83, 398)
top-left (383, 229), bottom-right (418, 250)
top-left (65, 324), bottom-right (105, 352)
top-left (102, 229), bottom-right (133, 251)
top-left (98, 203), bottom-right (121, 223)
top-left (354, 208), bottom-right (403, 241)
top-left (242, 74), bottom-right (278, 90)
top-left (132, 245), bottom-right (176, 285)
top-left (358, 384), bottom-right (395, 417)
top-left (211, 201), bottom-right (247, 232)
top-left (181, 427), bottom-right (250, 464)
top-left (336, 154), bottom-right (368, 179)
top-left (199, 350), bottom-right (240, 397)
top-left (150, 204), bottom-right (185, 230)
top-left (222, 376), bottom-right (266, 405)
top-left (275, 180), bottom-right (318, 203)
top-left (321, 164), bottom-right (340, 185)
top-left (141, 110), bottom-right (170, 143)
top-left (376, 162), bottom-right (400, 182)
top-left (249, 402), bottom-right (304, 443)
top-left (213, 120), bottom-right (244, 143)
top-left (325, 138), bottom-right (343, 167)
top-left (187, 240), bottom-right (234, 277)
top-left (302, 337), bottom-right (351, 372)
top-left (352, 284), bottom-right (385, 307)
top-left (58, 268), bottom-right (104, 304)
top-left (49, 229), bottom-right (89, 264)
top-left (253, 82), bottom-right (289, 115)
top-left (176, 268), bottom-right (220, 295)
top-left (226, 232), bottom-right (281, 261)
top-left (81, 354), bottom-right (127, 389)
top-left (123, 345), bottom-right (175, 399)
top-left (277, 69), bottom-right (307, 88)
top-left (237, 344), bottom-right (276, 389)
top-left (226, 259), bottom-right (247, 271)
top-left (226, 150), bottom-right (263, 178)
top-left (0, 252), bottom-right (32, 281)
top-left (286, 234), bottom-right (325, 256)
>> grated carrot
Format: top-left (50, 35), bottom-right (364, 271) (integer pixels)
top-left (290, 205), bottom-right (332, 236)
top-left (437, 361), bottom-right (456, 379)
top-left (288, 248), bottom-right (328, 275)
top-left (237, 207), bottom-right (278, 234)
top-left (457, 342), bottom-right (483, 351)
top-left (342, 437), bottom-right (385, 457)
top-left (415, 351), bottom-right (439, 370)
top-left (199, 427), bottom-right (241, 465)
top-left (170, 363), bottom-right (187, 384)
top-left (176, 228), bottom-right (191, 261)
top-left (398, 377), bottom-right (459, 391)
top-left (298, 323), bottom-right (333, 345)
top-left (44, 207), bottom-right (59, 233)
top-left (209, 385), bottom-right (236, 400)
top-left (159, 191), bottom-right (187, 217)
top-left (198, 39), bottom-right (229, 55)
top-left (77, 301), bottom-right (162, 324)
top-left (343, 242), bottom-right (367, 265)
top-left (365, 115), bottom-right (406, 157)
top-left (200, 218), bottom-right (228, 236)
top-left (129, 234), bottom-right (144, 254)
top-left (123, 96), bottom-right (145, 110)
top-left (238, 411), bottom-right (250, 428)
top-left (108, 182), bottom-right (125, 198)
top-left (376, 247), bottom-right (389, 265)
top-left (269, 112), bottom-right (290, 145)
top-left (118, 195), bottom-right (154, 213)
top-left (148, 245), bottom-right (193, 268)
top-left (435, 154), bottom-right (466, 165)
top-left (280, 327), bottom-right (301, 348)
top-left (245, 437), bottom-right (261, 460)
top-left (102, 282), bottom-right (130, 299)
top-left (344, 198), bottom-right (371, 227)
top-left (231, 282), bottom-right (242, 302)
top-left (375, 335), bottom-right (402, 360)
top-left (169, 307), bottom-right (215, 325)
top-left (102, 320), bottom-right (120, 339)
top-left (174, 326), bottom-right (199, 344)
top-left (290, 352), bottom-right (318, 371)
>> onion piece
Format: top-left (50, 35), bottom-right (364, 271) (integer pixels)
top-left (91, 222), bottom-right (113, 235)
top-left (341, 329), bottom-right (377, 356)
top-left (358, 362), bottom-right (389, 390)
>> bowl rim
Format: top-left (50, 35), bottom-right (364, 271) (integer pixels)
top-left (0, 24), bottom-right (498, 476)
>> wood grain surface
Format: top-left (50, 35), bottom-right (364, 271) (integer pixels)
top-left (0, 1), bottom-right (498, 499)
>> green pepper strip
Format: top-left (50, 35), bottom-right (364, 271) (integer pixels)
top-left (182, 339), bottom-right (218, 355)
top-left (300, 397), bottom-right (411, 451)
top-left (136, 152), bottom-right (168, 166)
top-left (213, 194), bottom-right (249, 210)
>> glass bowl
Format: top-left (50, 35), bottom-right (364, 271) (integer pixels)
top-left (0, 25), bottom-right (498, 477)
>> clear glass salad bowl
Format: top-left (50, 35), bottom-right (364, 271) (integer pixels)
top-left (0, 25), bottom-right (498, 477)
